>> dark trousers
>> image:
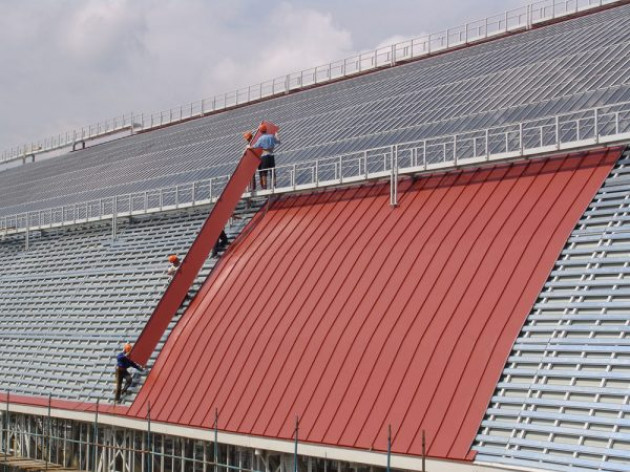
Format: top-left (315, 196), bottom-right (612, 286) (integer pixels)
top-left (212, 230), bottom-right (229, 256)
top-left (115, 368), bottom-right (132, 402)
top-left (259, 154), bottom-right (276, 189)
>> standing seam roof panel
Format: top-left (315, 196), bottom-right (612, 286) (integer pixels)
top-left (130, 149), bottom-right (620, 461)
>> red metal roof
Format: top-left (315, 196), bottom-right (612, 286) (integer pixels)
top-left (129, 149), bottom-right (618, 460)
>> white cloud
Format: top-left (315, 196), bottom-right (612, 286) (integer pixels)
top-left (61, 0), bottom-right (145, 66)
top-left (0, 0), bottom-right (522, 150)
top-left (375, 34), bottom-right (419, 50)
top-left (0, 0), bottom-right (356, 149)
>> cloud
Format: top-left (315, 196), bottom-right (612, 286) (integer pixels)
top-left (0, 0), bottom-right (355, 149)
top-left (61, 0), bottom-right (146, 67)
top-left (207, 3), bottom-right (353, 92)
top-left (0, 0), bottom-right (523, 150)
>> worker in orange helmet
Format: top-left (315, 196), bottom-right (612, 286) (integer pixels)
top-left (243, 131), bottom-right (256, 192)
top-left (114, 343), bottom-right (143, 403)
top-left (165, 254), bottom-right (194, 302)
top-left (167, 254), bottom-right (180, 281)
top-left (248, 122), bottom-right (280, 189)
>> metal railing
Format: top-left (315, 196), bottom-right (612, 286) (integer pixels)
top-left (2, 100), bottom-right (630, 236)
top-left (0, 0), bottom-right (621, 165)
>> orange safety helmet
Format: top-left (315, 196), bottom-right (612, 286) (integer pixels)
top-left (243, 131), bottom-right (253, 141)
top-left (123, 343), bottom-right (132, 354)
top-left (168, 254), bottom-right (179, 263)
top-left (258, 123), bottom-right (268, 133)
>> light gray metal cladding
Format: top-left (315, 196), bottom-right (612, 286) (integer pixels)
top-left (0, 207), bottom-right (255, 403)
top-left (474, 150), bottom-right (630, 472)
top-left (3, 4), bottom-right (630, 216)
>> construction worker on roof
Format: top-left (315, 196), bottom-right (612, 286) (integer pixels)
top-left (167, 254), bottom-right (180, 281)
top-left (243, 131), bottom-right (256, 192)
top-left (248, 123), bottom-right (280, 189)
top-left (212, 229), bottom-right (229, 257)
top-left (166, 254), bottom-right (194, 303)
top-left (115, 343), bottom-right (143, 403)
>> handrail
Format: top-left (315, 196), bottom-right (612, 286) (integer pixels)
top-left (2, 99), bottom-right (630, 236)
top-left (0, 0), bottom-right (621, 166)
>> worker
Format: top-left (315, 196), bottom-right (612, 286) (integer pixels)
top-left (115, 343), bottom-right (143, 403)
top-left (167, 254), bottom-right (180, 281)
top-left (243, 131), bottom-right (256, 192)
top-left (248, 123), bottom-right (280, 189)
top-left (212, 230), bottom-right (229, 257)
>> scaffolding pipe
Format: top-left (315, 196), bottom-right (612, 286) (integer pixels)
top-left (386, 425), bottom-right (391, 472)
top-left (93, 400), bottom-right (99, 472)
top-left (46, 394), bottom-right (51, 471)
top-left (4, 390), bottom-right (9, 464)
top-left (214, 409), bottom-right (218, 472)
top-left (294, 416), bottom-right (299, 472)
top-left (147, 402), bottom-right (152, 472)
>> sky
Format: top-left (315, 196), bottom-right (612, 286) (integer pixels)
top-left (0, 0), bottom-right (526, 151)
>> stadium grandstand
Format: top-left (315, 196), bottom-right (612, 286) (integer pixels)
top-left (4, 1), bottom-right (630, 472)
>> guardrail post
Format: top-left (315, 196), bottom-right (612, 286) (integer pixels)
top-left (519, 122), bottom-right (524, 155)
top-left (422, 139), bottom-right (427, 170)
top-left (293, 164), bottom-right (297, 190)
top-left (339, 156), bottom-right (343, 183)
top-left (594, 108), bottom-right (599, 143)
top-left (485, 129), bottom-right (490, 160)
top-left (25, 226), bottom-right (29, 252)
top-left (453, 135), bottom-right (458, 165)
top-left (555, 115), bottom-right (560, 149)
top-left (390, 146), bottom-right (399, 207)
top-left (526, 3), bottom-right (532, 29)
top-left (422, 430), bottom-right (426, 472)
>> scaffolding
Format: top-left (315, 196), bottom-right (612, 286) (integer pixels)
top-left (0, 408), bottom-right (404, 472)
